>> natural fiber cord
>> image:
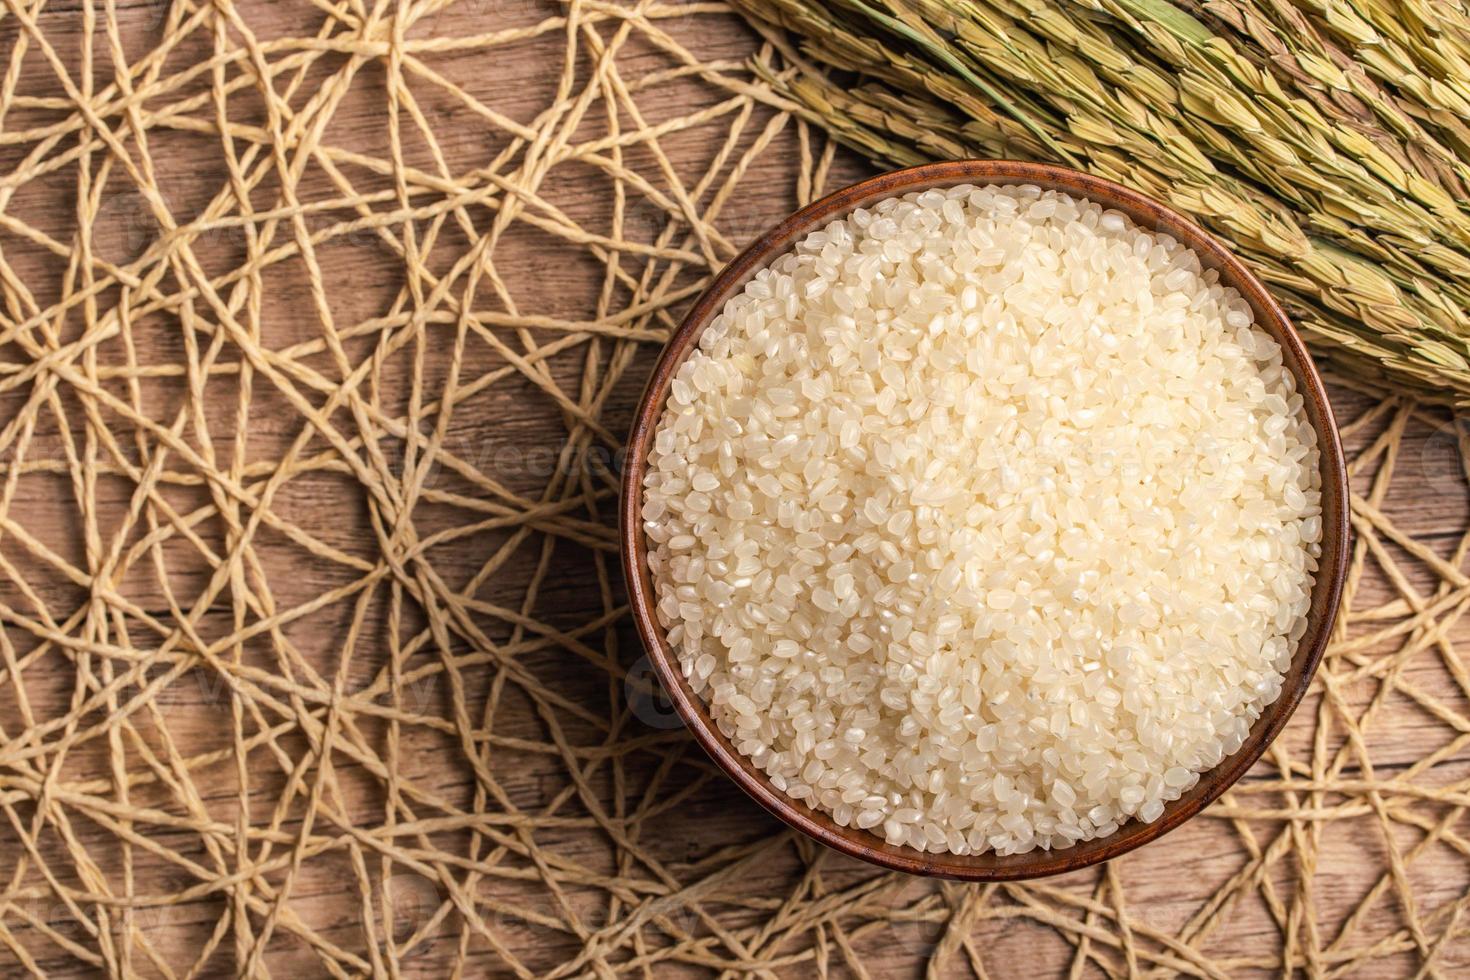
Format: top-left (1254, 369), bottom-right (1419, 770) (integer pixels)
top-left (0, 0), bottom-right (1466, 975)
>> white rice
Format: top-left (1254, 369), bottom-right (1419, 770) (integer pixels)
top-left (640, 183), bottom-right (1322, 855)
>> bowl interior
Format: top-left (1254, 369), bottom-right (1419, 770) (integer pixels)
top-left (620, 161), bottom-right (1350, 880)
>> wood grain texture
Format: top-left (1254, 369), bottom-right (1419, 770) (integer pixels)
top-left (0, 1), bottom-right (1466, 977)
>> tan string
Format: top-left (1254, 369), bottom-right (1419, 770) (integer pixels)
top-left (0, 0), bottom-right (1467, 975)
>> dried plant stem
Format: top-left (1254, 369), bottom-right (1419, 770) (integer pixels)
top-left (735, 0), bottom-right (1470, 405)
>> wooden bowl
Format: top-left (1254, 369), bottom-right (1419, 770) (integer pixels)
top-left (619, 160), bottom-right (1350, 880)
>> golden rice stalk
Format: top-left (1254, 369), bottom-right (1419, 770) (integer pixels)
top-left (734, 0), bottom-right (1470, 405)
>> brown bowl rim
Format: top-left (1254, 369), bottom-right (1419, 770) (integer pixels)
top-left (619, 159), bottom-right (1350, 880)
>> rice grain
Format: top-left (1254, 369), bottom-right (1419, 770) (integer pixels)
top-left (642, 184), bottom-right (1322, 855)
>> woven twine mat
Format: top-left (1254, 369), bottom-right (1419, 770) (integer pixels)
top-left (0, 0), bottom-right (1469, 976)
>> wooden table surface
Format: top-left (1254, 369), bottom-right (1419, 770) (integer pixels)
top-left (0, 1), bottom-right (1468, 976)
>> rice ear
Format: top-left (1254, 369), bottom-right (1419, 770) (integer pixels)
top-left (731, 0), bottom-right (1470, 406)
